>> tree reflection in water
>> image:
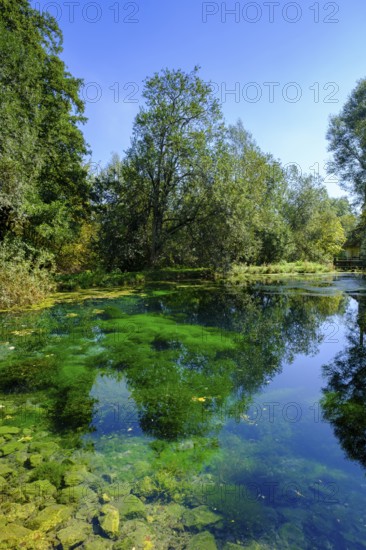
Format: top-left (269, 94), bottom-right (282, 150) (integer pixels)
top-left (322, 293), bottom-right (366, 468)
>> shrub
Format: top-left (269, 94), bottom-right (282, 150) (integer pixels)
top-left (0, 239), bottom-right (55, 309)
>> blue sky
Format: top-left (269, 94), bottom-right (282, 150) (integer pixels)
top-left (31, 0), bottom-right (366, 197)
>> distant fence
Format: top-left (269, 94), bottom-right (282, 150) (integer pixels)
top-left (334, 256), bottom-right (366, 269)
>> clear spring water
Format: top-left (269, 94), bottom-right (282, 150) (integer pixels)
top-left (0, 274), bottom-right (366, 549)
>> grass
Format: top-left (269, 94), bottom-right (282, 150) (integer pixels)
top-left (225, 261), bottom-right (335, 283)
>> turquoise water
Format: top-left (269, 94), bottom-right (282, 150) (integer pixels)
top-left (0, 275), bottom-right (366, 548)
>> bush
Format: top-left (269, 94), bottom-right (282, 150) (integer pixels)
top-left (0, 239), bottom-right (55, 309)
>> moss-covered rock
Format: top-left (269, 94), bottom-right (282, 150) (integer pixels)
top-left (0, 440), bottom-right (23, 456)
top-left (58, 484), bottom-right (98, 505)
top-left (14, 450), bottom-right (29, 464)
top-left (0, 426), bottom-right (21, 435)
top-left (134, 476), bottom-right (158, 499)
top-left (0, 523), bottom-right (32, 549)
top-left (187, 531), bottom-right (218, 549)
top-left (0, 476), bottom-right (6, 492)
top-left (183, 505), bottom-right (222, 530)
top-left (115, 494), bottom-right (146, 520)
top-left (0, 463), bottom-right (15, 477)
top-left (23, 479), bottom-right (57, 499)
top-left (28, 440), bottom-right (60, 458)
top-left (98, 504), bottom-right (120, 539)
top-left (1, 502), bottom-right (36, 522)
top-left (26, 453), bottom-right (44, 468)
top-left (83, 536), bottom-right (114, 549)
top-left (117, 519), bottom-right (155, 549)
top-left (19, 530), bottom-right (51, 550)
top-left (0, 516), bottom-right (7, 529)
top-left (57, 520), bottom-right (90, 549)
top-left (64, 465), bottom-right (99, 488)
top-left (26, 504), bottom-right (73, 532)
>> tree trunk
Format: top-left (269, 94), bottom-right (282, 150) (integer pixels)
top-left (151, 203), bottom-right (163, 267)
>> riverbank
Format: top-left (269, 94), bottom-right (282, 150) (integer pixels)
top-left (0, 262), bottom-right (351, 313)
top-left (56, 263), bottom-right (335, 292)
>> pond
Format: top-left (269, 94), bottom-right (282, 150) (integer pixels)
top-left (0, 274), bottom-right (366, 549)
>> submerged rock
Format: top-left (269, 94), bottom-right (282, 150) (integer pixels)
top-left (26, 453), bottom-right (44, 468)
top-left (24, 479), bottom-right (57, 499)
top-left (98, 504), bottom-right (120, 539)
top-left (64, 465), bottom-right (100, 488)
top-left (0, 476), bottom-right (6, 492)
top-left (83, 537), bottom-right (114, 549)
top-left (58, 484), bottom-right (98, 505)
top-left (0, 440), bottom-right (23, 456)
top-left (134, 476), bottom-right (157, 499)
top-left (117, 519), bottom-right (155, 549)
top-left (26, 504), bottom-right (73, 531)
top-left (116, 494), bottom-right (146, 520)
top-left (2, 502), bottom-right (37, 522)
top-left (28, 440), bottom-right (60, 459)
top-left (57, 520), bottom-right (90, 549)
top-left (0, 523), bottom-right (32, 549)
top-left (0, 463), bottom-right (15, 477)
top-left (17, 530), bottom-right (52, 550)
top-left (183, 505), bottom-right (222, 530)
top-left (187, 531), bottom-right (218, 549)
top-left (0, 426), bottom-right (21, 435)
top-left (0, 516), bottom-right (6, 529)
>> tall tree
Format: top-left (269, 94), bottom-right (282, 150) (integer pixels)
top-left (284, 167), bottom-right (345, 261)
top-left (0, 0), bottom-right (89, 262)
top-left (122, 67), bottom-right (225, 266)
top-left (327, 78), bottom-right (366, 207)
top-left (224, 120), bottom-right (290, 265)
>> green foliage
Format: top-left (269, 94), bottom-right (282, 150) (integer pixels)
top-left (94, 110), bottom-right (346, 271)
top-left (327, 78), bottom-right (366, 205)
top-left (202, 120), bottom-right (291, 267)
top-left (284, 167), bottom-right (346, 262)
top-left (0, 239), bottom-right (55, 309)
top-left (0, 1), bottom-right (90, 283)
